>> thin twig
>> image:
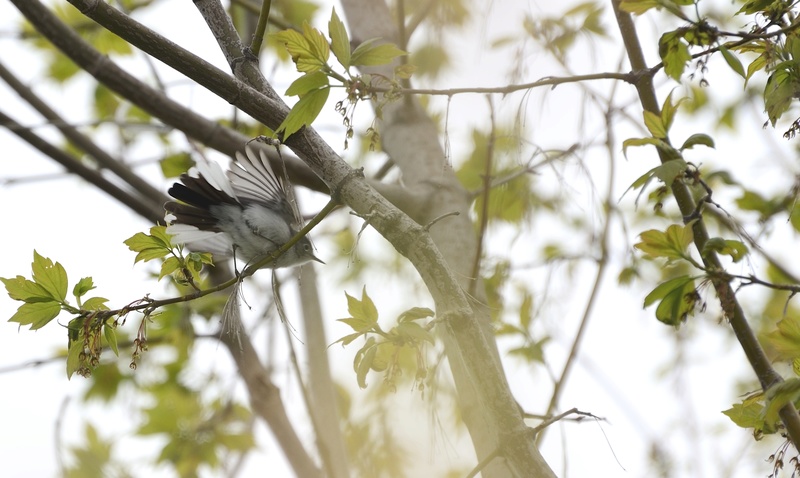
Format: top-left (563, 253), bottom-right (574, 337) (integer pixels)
top-left (373, 71), bottom-right (637, 97)
top-left (249, 0), bottom-right (272, 55)
top-left (469, 95), bottom-right (495, 297)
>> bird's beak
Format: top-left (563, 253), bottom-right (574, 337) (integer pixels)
top-left (311, 254), bottom-right (325, 264)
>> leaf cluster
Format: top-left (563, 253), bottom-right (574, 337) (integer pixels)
top-left (271, 8), bottom-right (408, 144)
top-left (334, 287), bottom-right (434, 391)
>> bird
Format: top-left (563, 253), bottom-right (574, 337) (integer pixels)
top-left (164, 146), bottom-right (323, 269)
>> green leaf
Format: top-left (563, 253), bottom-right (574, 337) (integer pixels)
top-left (159, 256), bottom-right (181, 281)
top-left (275, 86), bottom-right (330, 140)
top-left (328, 8), bottom-right (350, 68)
top-left (519, 292), bottom-right (533, 331)
top-left (351, 40), bottom-right (406, 66)
top-left (720, 46), bottom-right (745, 78)
top-left (360, 286), bottom-right (378, 322)
top-left (285, 71), bottom-right (329, 97)
top-left (746, 52), bottom-right (768, 86)
top-left (8, 301), bottom-right (61, 329)
top-left (635, 223), bottom-right (694, 261)
top-left (621, 137), bottom-right (662, 158)
top-left (272, 28), bottom-right (326, 73)
top-left (397, 307), bottom-right (434, 322)
top-left (302, 21), bottom-right (330, 67)
top-left (1, 275), bottom-right (53, 303)
top-left (722, 395), bottom-right (764, 429)
top-left (354, 337), bottom-right (377, 388)
top-left (765, 316), bottom-right (800, 361)
top-left (660, 90), bottom-right (686, 133)
top-left (332, 331), bottom-right (364, 347)
top-left (66, 339), bottom-right (84, 380)
top-left (73, 277), bottom-right (95, 300)
top-left (337, 317), bottom-right (374, 333)
top-left (104, 323), bottom-right (119, 357)
top-left (643, 110), bottom-right (667, 139)
top-left (701, 238), bottom-right (748, 262)
top-left (643, 275), bottom-right (698, 326)
top-left (765, 69), bottom-right (795, 126)
top-left (735, 190), bottom-right (773, 215)
top-left (621, 159), bottom-right (687, 207)
top-left (124, 228), bottom-right (172, 263)
top-left (737, 0), bottom-right (776, 15)
top-left (82, 297), bottom-right (109, 311)
top-left (659, 30), bottom-right (691, 80)
top-left (618, 0), bottom-right (660, 14)
top-left (395, 322), bottom-right (435, 344)
top-left (160, 153), bottom-right (194, 178)
top-left (680, 133), bottom-right (715, 150)
top-left (764, 379), bottom-right (800, 432)
top-left (31, 250), bottom-right (68, 302)
top-left (651, 159), bottom-right (687, 184)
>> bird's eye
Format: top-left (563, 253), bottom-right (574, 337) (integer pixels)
top-left (304, 244), bottom-right (311, 252)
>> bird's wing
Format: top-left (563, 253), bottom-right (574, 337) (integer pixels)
top-left (229, 146), bottom-right (295, 223)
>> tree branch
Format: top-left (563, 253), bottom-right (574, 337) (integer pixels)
top-left (611, 0), bottom-right (800, 447)
top-left (0, 60), bottom-right (168, 209)
top-left (12, 0), bottom-right (325, 193)
top-left (0, 109), bottom-right (163, 223)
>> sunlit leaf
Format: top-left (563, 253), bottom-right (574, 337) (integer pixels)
top-left (328, 8), bottom-right (350, 68)
top-left (643, 275), bottom-right (698, 326)
top-left (720, 46), bottom-right (745, 78)
top-left (635, 223), bottom-right (694, 261)
top-left (31, 250), bottom-right (68, 302)
top-left (275, 86), bottom-right (330, 140)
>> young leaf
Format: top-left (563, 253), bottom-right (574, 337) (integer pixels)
top-left (722, 395), bottom-right (764, 429)
top-left (285, 71), bottom-right (329, 97)
top-left (720, 46), bottom-right (745, 78)
top-left (635, 223), bottom-right (694, 262)
top-left (342, 287), bottom-right (379, 329)
top-left (159, 256), bottom-right (181, 281)
top-left (351, 41), bottom-right (406, 66)
top-left (621, 137), bottom-right (662, 158)
top-left (332, 331), bottom-right (364, 347)
top-left (31, 250), bottom-right (68, 302)
top-left (328, 8), bottom-right (350, 69)
top-left (643, 275), bottom-right (698, 326)
top-left (338, 316), bottom-right (374, 333)
top-left (82, 297), bottom-right (109, 311)
top-left (272, 29), bottom-right (323, 73)
top-left (618, 0), bottom-right (660, 15)
top-left (302, 21), bottom-right (330, 68)
top-left (124, 228), bottom-right (172, 263)
top-left (763, 379), bottom-right (800, 432)
top-left (764, 316), bottom-right (800, 361)
top-left (275, 86), bottom-right (330, 140)
top-left (360, 286), bottom-right (378, 322)
top-left (397, 307), bottom-right (434, 322)
top-left (104, 323), bottom-right (119, 356)
top-left (659, 30), bottom-right (691, 80)
top-left (701, 238), bottom-right (748, 262)
top-left (680, 133), bottom-right (715, 150)
top-left (8, 301), bottom-right (61, 330)
top-left (66, 339), bottom-right (84, 380)
top-left (1, 275), bottom-right (52, 303)
top-left (660, 90), bottom-right (685, 133)
top-left (354, 337), bottom-right (377, 388)
top-left (746, 52), bottom-right (768, 87)
top-left (396, 322), bottom-right (435, 344)
top-left (643, 110), bottom-right (668, 139)
top-left (160, 152), bottom-right (194, 178)
top-left (73, 277), bottom-right (95, 300)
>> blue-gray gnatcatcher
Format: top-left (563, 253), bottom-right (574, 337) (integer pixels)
top-left (164, 146), bottom-right (322, 268)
